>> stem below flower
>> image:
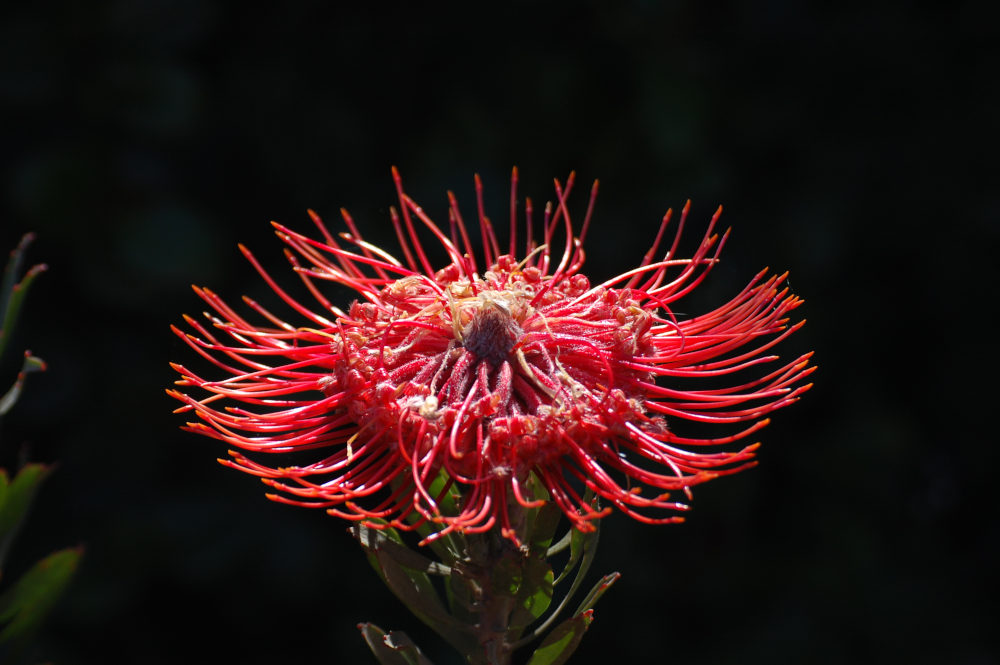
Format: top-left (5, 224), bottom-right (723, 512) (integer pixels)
top-left (461, 508), bottom-right (528, 665)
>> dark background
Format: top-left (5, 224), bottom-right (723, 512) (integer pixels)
top-left (1, 2), bottom-right (996, 664)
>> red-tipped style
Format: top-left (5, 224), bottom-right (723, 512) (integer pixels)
top-left (169, 168), bottom-right (813, 543)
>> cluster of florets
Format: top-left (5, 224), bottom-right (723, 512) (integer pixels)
top-left (170, 168), bottom-right (812, 542)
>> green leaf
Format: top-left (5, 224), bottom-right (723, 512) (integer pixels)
top-left (509, 556), bottom-right (554, 631)
top-left (511, 521), bottom-right (602, 650)
top-left (352, 524), bottom-right (475, 656)
top-left (527, 502), bottom-right (562, 557)
top-left (406, 472), bottom-right (465, 565)
top-left (0, 464), bottom-right (50, 573)
top-left (545, 530), bottom-right (572, 557)
top-left (522, 573), bottom-right (617, 665)
top-left (358, 622), bottom-right (435, 665)
top-left (0, 547), bottom-right (82, 646)
top-left (524, 610), bottom-right (594, 665)
top-left (573, 572), bottom-right (620, 617)
top-left (555, 523), bottom-right (599, 610)
top-left (351, 525), bottom-right (451, 576)
top-left (518, 473), bottom-right (558, 550)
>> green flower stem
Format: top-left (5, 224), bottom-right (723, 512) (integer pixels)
top-left (357, 477), bottom-right (614, 665)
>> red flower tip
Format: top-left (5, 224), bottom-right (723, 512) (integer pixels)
top-left (170, 169), bottom-right (812, 540)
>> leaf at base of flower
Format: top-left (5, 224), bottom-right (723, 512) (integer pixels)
top-left (0, 547), bottom-right (82, 648)
top-left (358, 622), bottom-right (436, 665)
top-left (512, 520), bottom-right (604, 652)
top-left (405, 472), bottom-right (466, 565)
top-left (553, 523), bottom-right (597, 587)
top-left (572, 572), bottom-right (620, 617)
top-left (352, 524), bottom-right (452, 576)
top-left (508, 555), bottom-right (554, 631)
top-left (351, 524), bottom-right (476, 656)
top-left (523, 610), bottom-right (594, 665)
top-left (522, 476), bottom-right (561, 553)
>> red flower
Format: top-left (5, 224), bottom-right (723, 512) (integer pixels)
top-left (169, 168), bottom-right (813, 542)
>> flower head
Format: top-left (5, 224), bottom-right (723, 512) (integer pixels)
top-left (169, 168), bottom-right (813, 542)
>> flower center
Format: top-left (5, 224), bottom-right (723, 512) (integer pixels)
top-left (461, 299), bottom-right (523, 366)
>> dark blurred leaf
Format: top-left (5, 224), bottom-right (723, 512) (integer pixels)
top-left (0, 547), bottom-right (82, 648)
top-left (0, 464), bottom-right (49, 572)
top-left (0, 352), bottom-right (46, 417)
top-left (0, 233), bottom-right (47, 362)
top-left (0, 235), bottom-right (34, 327)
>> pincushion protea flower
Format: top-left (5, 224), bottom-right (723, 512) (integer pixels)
top-left (169, 168), bottom-right (812, 544)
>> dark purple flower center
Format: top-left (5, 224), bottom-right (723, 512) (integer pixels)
top-left (462, 300), bottom-right (524, 366)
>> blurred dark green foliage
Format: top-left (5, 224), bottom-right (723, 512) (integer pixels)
top-left (0, 236), bottom-right (81, 664)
